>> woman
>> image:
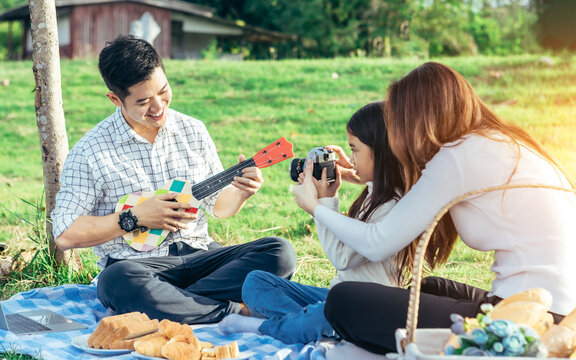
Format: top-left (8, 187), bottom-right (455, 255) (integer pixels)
top-left (292, 62), bottom-right (576, 354)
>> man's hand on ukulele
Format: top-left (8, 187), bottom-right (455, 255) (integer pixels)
top-left (131, 192), bottom-right (198, 232)
top-left (231, 154), bottom-right (263, 199)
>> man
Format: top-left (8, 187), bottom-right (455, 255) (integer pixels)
top-left (51, 35), bottom-right (296, 324)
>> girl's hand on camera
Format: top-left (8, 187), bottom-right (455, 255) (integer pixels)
top-left (315, 165), bottom-right (341, 198)
top-left (325, 145), bottom-right (363, 185)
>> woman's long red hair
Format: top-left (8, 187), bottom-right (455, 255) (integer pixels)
top-left (386, 62), bottom-right (574, 272)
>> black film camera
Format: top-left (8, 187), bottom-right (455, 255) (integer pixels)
top-left (289, 147), bottom-right (336, 182)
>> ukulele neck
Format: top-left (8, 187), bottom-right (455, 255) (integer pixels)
top-left (191, 158), bottom-right (256, 200)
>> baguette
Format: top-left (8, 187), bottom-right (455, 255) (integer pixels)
top-left (201, 347), bottom-right (216, 359)
top-left (214, 341), bottom-right (239, 360)
top-left (214, 344), bottom-right (231, 360)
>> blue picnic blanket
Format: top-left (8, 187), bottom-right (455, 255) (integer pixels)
top-left (0, 284), bottom-right (332, 360)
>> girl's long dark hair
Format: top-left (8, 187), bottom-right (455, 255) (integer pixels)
top-left (347, 101), bottom-right (413, 286)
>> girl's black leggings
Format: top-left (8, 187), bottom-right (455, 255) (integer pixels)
top-left (324, 277), bottom-right (504, 355)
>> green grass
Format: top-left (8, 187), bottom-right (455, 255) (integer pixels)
top-left (1, 54), bottom-right (575, 305)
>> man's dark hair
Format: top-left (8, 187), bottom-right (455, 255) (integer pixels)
top-left (98, 35), bottom-right (164, 101)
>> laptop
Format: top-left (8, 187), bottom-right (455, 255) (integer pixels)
top-left (0, 302), bottom-right (87, 335)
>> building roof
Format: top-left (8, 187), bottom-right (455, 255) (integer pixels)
top-left (0, 0), bottom-right (294, 42)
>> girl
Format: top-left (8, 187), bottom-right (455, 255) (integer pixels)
top-left (292, 62), bottom-right (576, 354)
top-left (218, 101), bottom-right (408, 344)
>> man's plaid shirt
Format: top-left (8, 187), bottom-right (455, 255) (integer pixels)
top-left (52, 107), bottom-right (225, 268)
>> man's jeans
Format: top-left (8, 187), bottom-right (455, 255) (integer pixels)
top-left (242, 269), bottom-right (335, 344)
top-left (97, 237), bottom-right (296, 324)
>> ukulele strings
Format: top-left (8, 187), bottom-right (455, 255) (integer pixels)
top-left (192, 159), bottom-right (255, 200)
top-left (191, 141), bottom-right (289, 200)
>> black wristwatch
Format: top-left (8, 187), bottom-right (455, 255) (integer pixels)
top-left (118, 209), bottom-right (139, 232)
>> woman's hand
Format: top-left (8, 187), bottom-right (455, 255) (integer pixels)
top-left (292, 159), bottom-right (321, 215)
top-left (297, 165), bottom-right (341, 198)
top-left (325, 145), bottom-right (363, 185)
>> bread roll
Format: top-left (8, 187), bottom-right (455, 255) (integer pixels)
top-left (159, 319), bottom-right (193, 338)
top-left (542, 324), bottom-right (576, 358)
top-left (134, 334), bottom-right (169, 357)
top-left (158, 319), bottom-right (200, 348)
top-left (161, 340), bottom-right (201, 360)
top-left (561, 308), bottom-right (576, 332)
top-left (493, 288), bottom-right (552, 310)
top-left (490, 301), bottom-right (550, 333)
top-left (532, 312), bottom-right (554, 335)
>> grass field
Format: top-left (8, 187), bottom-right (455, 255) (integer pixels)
top-left (0, 54), bottom-right (575, 303)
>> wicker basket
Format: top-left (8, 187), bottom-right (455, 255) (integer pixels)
top-left (395, 183), bottom-right (576, 360)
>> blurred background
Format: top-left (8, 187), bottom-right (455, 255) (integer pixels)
top-left (0, 0), bottom-right (575, 61)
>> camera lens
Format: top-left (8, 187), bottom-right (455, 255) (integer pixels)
top-left (289, 158), bottom-right (304, 182)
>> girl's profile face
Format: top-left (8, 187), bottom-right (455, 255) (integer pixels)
top-left (347, 131), bottom-right (374, 184)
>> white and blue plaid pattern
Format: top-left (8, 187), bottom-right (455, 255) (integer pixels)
top-left (0, 285), bottom-right (331, 359)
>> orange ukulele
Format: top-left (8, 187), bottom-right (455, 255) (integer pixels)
top-left (115, 137), bottom-right (293, 251)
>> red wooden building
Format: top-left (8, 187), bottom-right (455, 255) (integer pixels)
top-left (0, 0), bottom-right (292, 59)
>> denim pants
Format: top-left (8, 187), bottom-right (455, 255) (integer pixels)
top-left (242, 270), bottom-right (335, 344)
top-left (97, 237), bottom-right (296, 324)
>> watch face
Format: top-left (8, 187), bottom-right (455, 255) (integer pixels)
top-left (119, 211), bottom-right (138, 232)
top-left (123, 218), bottom-right (135, 230)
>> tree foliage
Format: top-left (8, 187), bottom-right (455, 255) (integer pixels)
top-left (0, 0), bottom-right (572, 60)
top-left (531, 0), bottom-right (576, 50)
top-left (188, 0), bottom-right (546, 59)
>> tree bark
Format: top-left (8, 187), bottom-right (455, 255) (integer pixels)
top-left (29, 0), bottom-right (81, 270)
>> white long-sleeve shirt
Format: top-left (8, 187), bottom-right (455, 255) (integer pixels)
top-left (314, 133), bottom-right (576, 315)
top-left (316, 182), bottom-right (399, 288)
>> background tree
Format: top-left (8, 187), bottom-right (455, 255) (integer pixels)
top-left (28, 0), bottom-right (80, 269)
top-left (0, 0), bottom-right (25, 59)
top-left (187, 0), bottom-right (543, 58)
top-left (531, 0), bottom-right (576, 50)
top-left (412, 0), bottom-right (477, 57)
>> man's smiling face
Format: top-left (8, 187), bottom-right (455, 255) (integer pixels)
top-left (106, 66), bottom-right (172, 135)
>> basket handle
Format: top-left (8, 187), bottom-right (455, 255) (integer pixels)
top-left (401, 183), bottom-right (576, 352)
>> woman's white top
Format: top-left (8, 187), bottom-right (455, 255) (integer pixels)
top-left (317, 182), bottom-right (399, 288)
top-left (314, 133), bottom-right (576, 314)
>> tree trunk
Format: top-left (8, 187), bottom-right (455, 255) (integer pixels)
top-left (29, 0), bottom-right (81, 270)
